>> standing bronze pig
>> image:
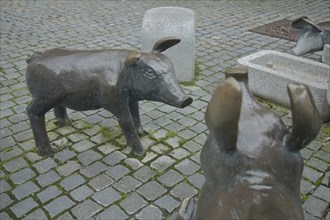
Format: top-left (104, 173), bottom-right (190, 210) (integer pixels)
top-left (177, 68), bottom-right (320, 220)
top-left (26, 38), bottom-right (192, 157)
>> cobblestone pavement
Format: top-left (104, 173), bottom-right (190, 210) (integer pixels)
top-left (1, 1), bottom-right (329, 219)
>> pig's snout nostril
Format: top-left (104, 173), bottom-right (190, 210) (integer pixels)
top-left (181, 97), bottom-right (193, 108)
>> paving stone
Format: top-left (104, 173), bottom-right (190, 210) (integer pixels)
top-left (77, 149), bottom-right (102, 166)
top-left (105, 164), bottom-right (130, 180)
top-left (136, 205), bottom-right (163, 220)
top-left (303, 211), bottom-right (319, 220)
top-left (36, 170), bottom-right (61, 187)
top-left (56, 160), bottom-right (81, 176)
top-left (307, 157), bottom-right (329, 172)
top-left (315, 150), bottom-right (329, 162)
top-left (55, 149), bottom-right (77, 163)
top-left (10, 198), bottom-right (38, 218)
top-left (0, 211), bottom-right (12, 220)
top-left (80, 161), bottom-right (108, 178)
top-left (88, 174), bottom-right (114, 191)
top-left (22, 208), bottom-right (48, 220)
top-left (9, 167), bottom-right (36, 184)
top-left (56, 212), bottom-right (74, 220)
top-left (124, 158), bottom-right (143, 170)
top-left (96, 205), bottom-right (128, 220)
top-left (150, 155), bottom-right (175, 172)
top-left (0, 146), bottom-right (22, 161)
top-left (67, 133), bottom-right (88, 143)
top-left (98, 143), bottom-right (120, 155)
top-left (175, 159), bottom-right (200, 175)
top-left (0, 180), bottom-right (11, 194)
top-left (3, 157), bottom-right (28, 172)
top-left (137, 181), bottom-right (167, 201)
top-left (188, 173), bottom-right (205, 189)
top-left (141, 151), bottom-right (158, 163)
top-left (33, 157), bottom-right (57, 174)
top-left (190, 151), bottom-right (201, 165)
top-left (70, 185), bottom-right (94, 202)
top-left (133, 166), bottom-right (157, 182)
top-left (312, 185), bottom-right (330, 202)
top-left (92, 187), bottom-right (121, 206)
top-left (25, 152), bottom-right (43, 163)
top-left (0, 193), bottom-right (13, 210)
top-left (151, 143), bottom-right (170, 154)
top-left (155, 195), bottom-right (181, 213)
top-left (182, 140), bottom-right (203, 153)
top-left (44, 196), bottom-right (75, 218)
top-left (103, 151), bottom-right (127, 166)
top-left (170, 148), bottom-right (190, 160)
top-left (72, 199), bottom-right (102, 219)
top-left (120, 192), bottom-right (148, 215)
top-left (113, 176), bottom-right (142, 193)
top-left (37, 185), bottom-right (62, 203)
top-left (158, 169), bottom-right (184, 187)
top-left (0, 136), bottom-right (15, 149)
top-left (60, 174), bottom-right (86, 191)
top-left (171, 182), bottom-right (198, 201)
top-left (303, 166), bottom-right (323, 184)
top-left (303, 196), bottom-right (328, 218)
top-left (12, 181), bottom-right (40, 200)
top-left (72, 139), bottom-right (95, 152)
top-left (300, 179), bottom-right (316, 195)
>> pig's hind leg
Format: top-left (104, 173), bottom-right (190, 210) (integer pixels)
top-left (26, 99), bottom-right (58, 157)
top-left (54, 105), bottom-right (70, 126)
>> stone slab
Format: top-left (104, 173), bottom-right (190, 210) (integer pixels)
top-left (238, 50), bottom-right (330, 121)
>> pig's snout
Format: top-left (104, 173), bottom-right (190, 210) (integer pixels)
top-left (180, 96), bottom-right (193, 108)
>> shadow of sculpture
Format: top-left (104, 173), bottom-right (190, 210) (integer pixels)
top-left (25, 38), bottom-right (192, 157)
top-left (177, 67), bottom-right (321, 220)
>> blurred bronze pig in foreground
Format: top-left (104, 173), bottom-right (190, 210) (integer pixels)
top-left (177, 67), bottom-right (320, 220)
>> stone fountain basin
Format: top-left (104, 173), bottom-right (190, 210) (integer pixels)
top-left (238, 50), bottom-right (330, 121)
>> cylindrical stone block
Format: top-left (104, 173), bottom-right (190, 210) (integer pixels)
top-left (141, 7), bottom-right (195, 82)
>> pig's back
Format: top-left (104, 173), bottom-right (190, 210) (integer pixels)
top-left (27, 48), bottom-right (130, 79)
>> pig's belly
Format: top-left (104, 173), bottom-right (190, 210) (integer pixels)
top-left (60, 91), bottom-right (101, 111)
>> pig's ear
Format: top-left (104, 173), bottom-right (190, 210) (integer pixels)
top-left (292, 16), bottom-right (322, 32)
top-left (152, 37), bottom-right (181, 53)
top-left (124, 52), bottom-right (141, 67)
top-left (205, 77), bottom-right (242, 151)
top-left (284, 84), bottom-right (321, 151)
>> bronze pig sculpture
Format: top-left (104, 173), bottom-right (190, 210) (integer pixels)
top-left (292, 16), bottom-right (330, 56)
top-left (177, 68), bottom-right (321, 220)
top-left (26, 38), bottom-right (192, 157)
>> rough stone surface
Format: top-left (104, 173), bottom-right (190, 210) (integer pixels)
top-left (136, 205), bottom-right (163, 220)
top-left (10, 198), bottom-right (38, 218)
top-left (44, 196), bottom-right (75, 218)
top-left (92, 187), bottom-right (121, 206)
top-left (71, 199), bottom-right (102, 219)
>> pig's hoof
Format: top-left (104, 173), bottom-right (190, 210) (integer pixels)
top-left (133, 149), bottom-right (145, 157)
top-left (38, 148), bottom-right (54, 157)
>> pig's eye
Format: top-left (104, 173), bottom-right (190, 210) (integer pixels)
top-left (143, 67), bottom-right (156, 79)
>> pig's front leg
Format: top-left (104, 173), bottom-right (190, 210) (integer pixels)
top-left (116, 108), bottom-right (145, 156)
top-left (129, 100), bottom-right (145, 135)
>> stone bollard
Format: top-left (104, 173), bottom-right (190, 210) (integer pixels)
top-left (142, 7), bottom-right (195, 82)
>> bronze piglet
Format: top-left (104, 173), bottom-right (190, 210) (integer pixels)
top-left (26, 38), bottom-right (192, 157)
top-left (177, 68), bottom-right (320, 220)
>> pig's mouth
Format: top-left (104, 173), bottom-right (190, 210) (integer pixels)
top-left (158, 96), bottom-right (193, 108)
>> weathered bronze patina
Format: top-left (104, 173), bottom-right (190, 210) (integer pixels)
top-left (177, 67), bottom-right (320, 220)
top-left (26, 38), bottom-right (192, 157)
